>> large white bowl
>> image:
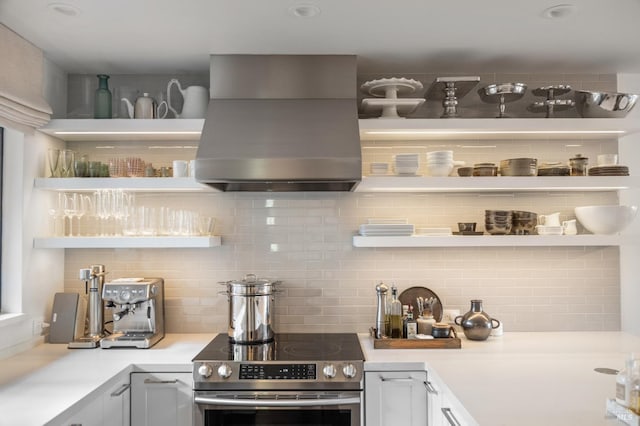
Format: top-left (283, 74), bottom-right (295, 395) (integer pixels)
top-left (574, 205), bottom-right (638, 235)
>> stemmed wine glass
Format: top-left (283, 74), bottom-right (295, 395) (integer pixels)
top-left (63, 193), bottom-right (79, 236)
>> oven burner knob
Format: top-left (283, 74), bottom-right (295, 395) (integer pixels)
top-left (197, 364), bottom-right (213, 378)
top-left (217, 364), bottom-right (232, 379)
top-left (323, 364), bottom-right (337, 378)
top-left (342, 364), bottom-right (357, 379)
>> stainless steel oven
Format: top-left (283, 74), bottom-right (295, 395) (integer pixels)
top-left (192, 333), bottom-right (365, 426)
top-left (194, 390), bottom-right (361, 425)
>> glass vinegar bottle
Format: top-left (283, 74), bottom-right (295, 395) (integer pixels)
top-left (389, 286), bottom-right (403, 338)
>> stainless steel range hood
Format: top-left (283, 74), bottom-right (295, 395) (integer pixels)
top-left (194, 55), bottom-right (361, 192)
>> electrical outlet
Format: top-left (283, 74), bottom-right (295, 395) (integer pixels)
top-left (32, 317), bottom-right (48, 336)
top-left (442, 309), bottom-right (460, 323)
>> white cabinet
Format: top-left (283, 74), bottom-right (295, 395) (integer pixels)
top-left (427, 372), bottom-right (477, 426)
top-left (365, 368), bottom-right (478, 426)
top-left (48, 371), bottom-right (130, 426)
top-left (54, 395), bottom-right (103, 426)
top-left (130, 372), bottom-right (193, 426)
top-left (103, 380), bottom-right (130, 426)
top-left (365, 371), bottom-right (428, 426)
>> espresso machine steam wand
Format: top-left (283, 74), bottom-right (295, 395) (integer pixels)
top-left (68, 264), bottom-right (106, 349)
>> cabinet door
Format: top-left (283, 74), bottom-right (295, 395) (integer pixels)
top-left (52, 394), bottom-right (103, 426)
top-left (439, 387), bottom-right (478, 426)
top-left (130, 372), bottom-right (193, 426)
top-left (365, 371), bottom-right (428, 426)
top-left (103, 379), bottom-right (130, 426)
top-left (425, 374), bottom-right (443, 426)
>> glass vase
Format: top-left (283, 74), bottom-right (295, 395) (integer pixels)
top-left (94, 74), bottom-right (112, 119)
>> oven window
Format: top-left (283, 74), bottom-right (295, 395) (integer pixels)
top-left (205, 409), bottom-right (352, 426)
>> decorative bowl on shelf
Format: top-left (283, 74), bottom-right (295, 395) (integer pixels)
top-left (574, 90), bottom-right (638, 118)
top-left (574, 205), bottom-right (638, 234)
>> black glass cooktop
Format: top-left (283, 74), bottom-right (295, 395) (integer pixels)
top-left (193, 333), bottom-right (364, 362)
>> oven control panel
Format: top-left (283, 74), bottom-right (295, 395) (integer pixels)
top-left (193, 361), bottom-right (363, 390)
top-left (240, 363), bottom-right (316, 380)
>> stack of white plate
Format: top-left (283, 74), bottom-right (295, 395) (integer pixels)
top-left (426, 150), bottom-right (454, 177)
top-left (394, 154), bottom-right (420, 175)
top-left (359, 222), bottom-right (415, 236)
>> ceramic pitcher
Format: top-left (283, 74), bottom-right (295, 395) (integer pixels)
top-left (166, 79), bottom-right (208, 118)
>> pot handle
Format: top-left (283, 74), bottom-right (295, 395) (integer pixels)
top-left (454, 315), bottom-right (463, 326)
top-left (449, 326), bottom-right (458, 339)
top-left (244, 273), bottom-right (257, 283)
top-left (491, 318), bottom-right (501, 329)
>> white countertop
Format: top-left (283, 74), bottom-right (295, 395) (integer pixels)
top-left (361, 331), bottom-right (640, 426)
top-left (0, 334), bottom-right (213, 426)
top-left (0, 332), bottom-right (637, 425)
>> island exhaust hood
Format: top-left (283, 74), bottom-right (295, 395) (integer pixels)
top-left (194, 55), bottom-right (361, 192)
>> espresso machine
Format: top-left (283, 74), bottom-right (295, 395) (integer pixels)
top-left (68, 265), bottom-right (106, 349)
top-left (100, 278), bottom-right (165, 349)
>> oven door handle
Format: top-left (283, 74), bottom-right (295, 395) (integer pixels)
top-left (194, 395), bottom-right (361, 407)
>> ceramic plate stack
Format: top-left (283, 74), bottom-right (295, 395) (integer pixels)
top-left (500, 158), bottom-right (537, 176)
top-left (394, 154), bottom-right (420, 175)
top-left (359, 223), bottom-right (415, 236)
top-left (426, 150), bottom-right (454, 177)
top-left (588, 165), bottom-right (629, 176)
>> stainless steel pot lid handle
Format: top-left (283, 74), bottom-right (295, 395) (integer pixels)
top-left (244, 273), bottom-right (257, 283)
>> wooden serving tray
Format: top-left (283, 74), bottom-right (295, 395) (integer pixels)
top-left (373, 337), bottom-right (461, 349)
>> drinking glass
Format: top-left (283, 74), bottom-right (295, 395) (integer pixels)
top-left (47, 148), bottom-right (60, 178)
top-left (59, 150), bottom-right (75, 177)
top-left (199, 216), bottom-right (216, 236)
top-left (88, 161), bottom-right (102, 178)
top-left (73, 159), bottom-right (88, 178)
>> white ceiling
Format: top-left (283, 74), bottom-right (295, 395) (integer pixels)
top-left (2, 0), bottom-right (640, 75)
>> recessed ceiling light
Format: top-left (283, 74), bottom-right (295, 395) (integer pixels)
top-left (288, 4), bottom-right (321, 18)
top-left (542, 4), bottom-right (575, 19)
top-left (47, 2), bottom-right (81, 17)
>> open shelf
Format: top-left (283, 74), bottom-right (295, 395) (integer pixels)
top-left (39, 118), bottom-right (640, 142)
top-left (33, 236), bottom-right (221, 249)
top-left (38, 119), bottom-right (204, 141)
top-left (355, 176), bottom-right (636, 193)
top-left (358, 118), bottom-right (640, 140)
top-left (34, 177), bottom-right (213, 192)
top-left (352, 234), bottom-right (621, 248)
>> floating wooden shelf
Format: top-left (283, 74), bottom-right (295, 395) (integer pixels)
top-left (34, 177), bottom-right (212, 192)
top-left (353, 234), bottom-right (621, 248)
top-left (33, 236), bottom-right (221, 249)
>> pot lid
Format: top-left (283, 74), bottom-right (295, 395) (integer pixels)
top-left (220, 273), bottom-right (280, 286)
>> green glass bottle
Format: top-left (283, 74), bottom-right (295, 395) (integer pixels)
top-left (94, 74), bottom-right (112, 119)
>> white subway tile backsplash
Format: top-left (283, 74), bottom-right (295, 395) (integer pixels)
top-left (62, 74), bottom-right (623, 333)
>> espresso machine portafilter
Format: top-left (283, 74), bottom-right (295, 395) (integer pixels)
top-left (68, 264), bottom-right (106, 349)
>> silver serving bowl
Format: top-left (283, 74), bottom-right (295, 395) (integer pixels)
top-left (574, 90), bottom-right (638, 118)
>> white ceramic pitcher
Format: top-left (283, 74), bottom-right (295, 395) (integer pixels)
top-left (166, 79), bottom-right (208, 119)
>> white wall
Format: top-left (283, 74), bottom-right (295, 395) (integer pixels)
top-left (617, 73), bottom-right (640, 335)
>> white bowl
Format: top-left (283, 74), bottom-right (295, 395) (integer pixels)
top-left (427, 164), bottom-right (454, 177)
top-left (574, 205), bottom-right (638, 234)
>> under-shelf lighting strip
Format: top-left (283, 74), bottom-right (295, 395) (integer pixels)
top-left (363, 130), bottom-right (626, 136)
top-left (53, 131), bottom-right (202, 136)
